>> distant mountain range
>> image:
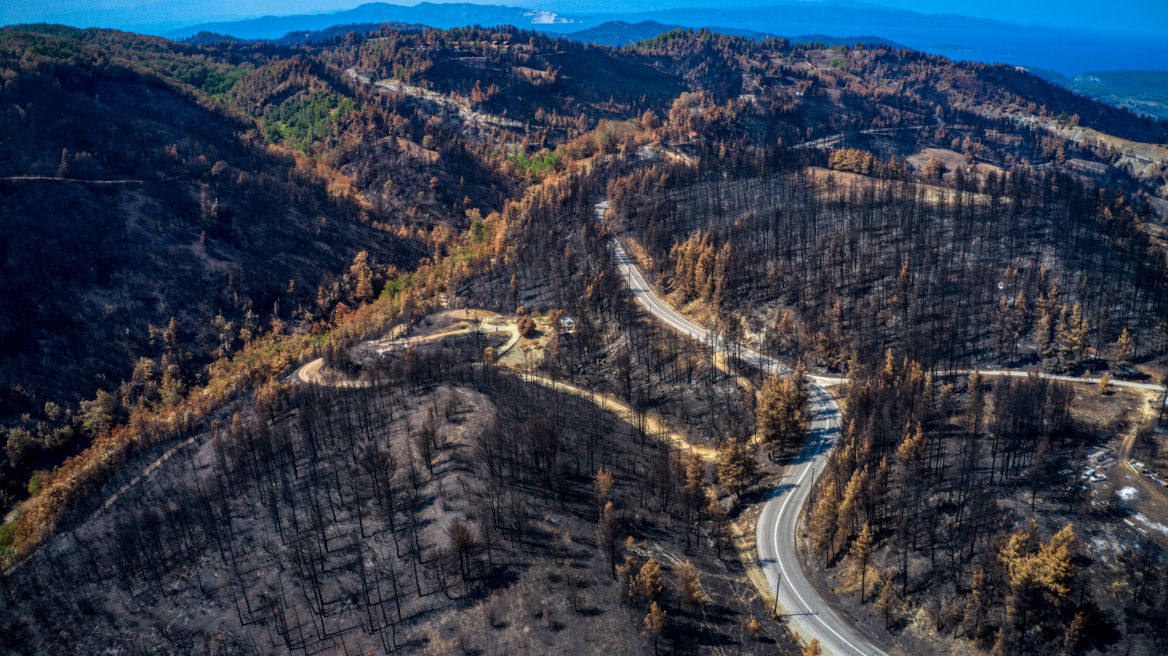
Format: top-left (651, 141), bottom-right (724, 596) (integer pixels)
top-left (561, 20), bottom-right (904, 49)
top-left (185, 21), bottom-right (428, 46)
top-left (185, 17), bottom-right (906, 50)
top-left (577, 4), bottom-right (1033, 35)
top-left (162, 1), bottom-right (1167, 78)
top-left (165, 0), bottom-right (1029, 42)
top-left (166, 2), bottom-right (575, 41)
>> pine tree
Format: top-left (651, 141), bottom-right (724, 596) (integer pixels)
top-left (672, 236), bottom-right (699, 299)
top-left (1009, 291), bottom-right (1029, 359)
top-left (349, 250), bottom-right (374, 302)
top-left (619, 552), bottom-right (638, 597)
top-left (995, 295), bottom-right (1012, 358)
top-left (966, 370), bottom-right (985, 435)
top-left (1159, 375), bottom-right (1168, 425)
top-left (644, 601), bottom-right (667, 655)
top-left (1058, 303), bottom-right (1088, 367)
top-left (837, 466), bottom-right (866, 543)
top-left (677, 560), bottom-right (701, 605)
top-left (875, 570), bottom-right (898, 629)
top-left (997, 521), bottom-right (1078, 651)
top-left (1035, 306), bottom-right (1054, 357)
top-left (705, 493), bottom-right (729, 556)
top-left (716, 437), bottom-right (756, 495)
top-left (852, 522), bottom-right (873, 602)
top-left (163, 316), bottom-right (180, 361)
top-left (896, 422), bottom-right (927, 473)
top-left (1069, 303), bottom-right (1089, 366)
top-left (597, 501), bottom-right (617, 577)
top-left (756, 369), bottom-right (810, 460)
top-left (1055, 304), bottom-right (1072, 365)
top-left (1114, 327), bottom-right (1134, 365)
top-left (634, 557), bottom-right (664, 603)
top-left (684, 452), bottom-right (706, 500)
top-left (594, 467), bottom-right (614, 506)
top-left (712, 241), bottom-right (733, 308)
top-left (1059, 612), bottom-right (1086, 656)
top-left (696, 240), bottom-right (717, 302)
top-left (962, 567), bottom-right (987, 640)
top-left (810, 480), bottom-right (840, 563)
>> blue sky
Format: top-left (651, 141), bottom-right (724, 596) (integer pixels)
top-left (4, 0), bottom-right (1166, 36)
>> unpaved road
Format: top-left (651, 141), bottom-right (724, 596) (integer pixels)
top-left (793, 121), bottom-right (949, 151)
top-left (973, 369), bottom-right (1164, 393)
top-left (294, 319), bottom-right (520, 386)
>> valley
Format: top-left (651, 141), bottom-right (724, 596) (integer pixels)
top-left (2, 17), bottom-right (1168, 656)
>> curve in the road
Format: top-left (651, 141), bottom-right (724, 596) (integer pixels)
top-left (294, 320), bottom-right (521, 386)
top-left (601, 199), bottom-right (1165, 656)
top-left (600, 201), bottom-right (884, 655)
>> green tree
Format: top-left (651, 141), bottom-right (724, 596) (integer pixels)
top-left (5, 428), bottom-right (35, 465)
top-left (80, 390), bottom-right (117, 436)
top-left (26, 469), bottom-right (54, 496)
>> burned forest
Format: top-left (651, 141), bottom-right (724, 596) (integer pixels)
top-left (3, 17), bottom-right (1168, 656)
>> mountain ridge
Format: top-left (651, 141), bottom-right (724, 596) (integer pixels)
top-left (164, 0), bottom-right (1040, 41)
top-left (165, 1), bottom-right (577, 40)
top-left (562, 19), bottom-right (906, 48)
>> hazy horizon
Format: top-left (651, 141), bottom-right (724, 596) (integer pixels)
top-left (5, 0), bottom-right (1167, 37)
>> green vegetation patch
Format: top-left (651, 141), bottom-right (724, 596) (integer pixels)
top-left (0, 520), bottom-right (16, 558)
top-left (261, 91), bottom-right (358, 153)
top-left (508, 149), bottom-right (561, 180)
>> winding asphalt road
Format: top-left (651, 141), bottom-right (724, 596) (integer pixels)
top-left (600, 201), bottom-right (883, 655)
top-left (603, 195), bottom-right (1165, 655)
